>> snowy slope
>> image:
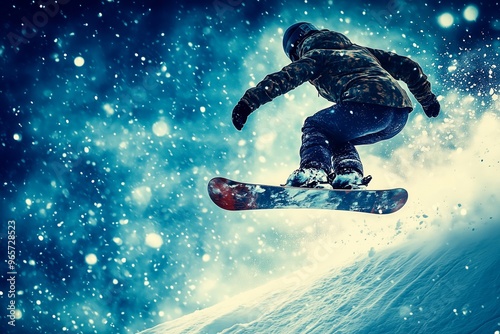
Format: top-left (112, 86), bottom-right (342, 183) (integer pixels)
top-left (140, 223), bottom-right (500, 333)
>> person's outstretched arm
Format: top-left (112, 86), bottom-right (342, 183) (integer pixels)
top-left (366, 47), bottom-right (440, 118)
top-left (232, 56), bottom-right (318, 130)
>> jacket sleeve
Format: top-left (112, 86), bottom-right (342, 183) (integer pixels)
top-left (239, 56), bottom-right (318, 111)
top-left (366, 47), bottom-right (435, 106)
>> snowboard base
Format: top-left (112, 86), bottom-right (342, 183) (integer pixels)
top-left (208, 177), bottom-right (407, 214)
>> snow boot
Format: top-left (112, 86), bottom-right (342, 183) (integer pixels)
top-left (285, 167), bottom-right (334, 189)
top-left (331, 168), bottom-right (372, 190)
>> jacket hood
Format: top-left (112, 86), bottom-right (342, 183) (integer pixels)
top-left (298, 30), bottom-right (353, 57)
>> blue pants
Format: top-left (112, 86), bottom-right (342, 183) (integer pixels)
top-left (299, 102), bottom-right (410, 175)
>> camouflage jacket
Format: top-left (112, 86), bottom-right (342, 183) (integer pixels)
top-left (240, 30), bottom-right (434, 112)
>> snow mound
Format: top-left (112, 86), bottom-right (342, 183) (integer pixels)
top-left (140, 223), bottom-right (500, 333)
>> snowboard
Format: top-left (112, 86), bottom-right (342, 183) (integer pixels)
top-left (208, 177), bottom-right (408, 214)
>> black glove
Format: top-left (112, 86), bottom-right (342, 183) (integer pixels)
top-left (232, 100), bottom-right (252, 130)
top-left (421, 94), bottom-right (440, 118)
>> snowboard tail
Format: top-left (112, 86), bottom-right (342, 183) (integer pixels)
top-left (208, 177), bottom-right (407, 214)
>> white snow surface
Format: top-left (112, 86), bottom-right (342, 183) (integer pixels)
top-left (140, 224), bottom-right (500, 333)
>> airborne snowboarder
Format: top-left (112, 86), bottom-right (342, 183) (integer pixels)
top-left (231, 22), bottom-right (440, 189)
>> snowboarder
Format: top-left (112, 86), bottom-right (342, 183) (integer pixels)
top-left (231, 22), bottom-right (440, 189)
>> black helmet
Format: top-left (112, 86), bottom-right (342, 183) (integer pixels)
top-left (283, 22), bottom-right (318, 61)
